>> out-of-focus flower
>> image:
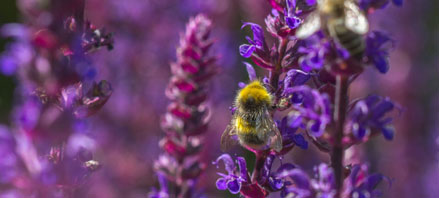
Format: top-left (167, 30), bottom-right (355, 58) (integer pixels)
top-left (343, 164), bottom-right (391, 198)
top-left (82, 21), bottom-right (114, 53)
top-left (297, 33), bottom-right (328, 72)
top-left (148, 173), bottom-right (170, 198)
top-left (153, 14), bottom-right (216, 198)
top-left (310, 164), bottom-right (336, 197)
top-left (365, 31), bottom-right (394, 74)
top-left (359, 0), bottom-right (403, 13)
top-left (275, 164), bottom-right (336, 198)
top-left (347, 95), bottom-right (397, 141)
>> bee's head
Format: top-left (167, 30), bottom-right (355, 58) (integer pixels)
top-left (236, 81), bottom-right (272, 111)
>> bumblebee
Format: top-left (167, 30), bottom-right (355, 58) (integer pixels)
top-left (296, 0), bottom-right (369, 59)
top-left (221, 81), bottom-right (282, 152)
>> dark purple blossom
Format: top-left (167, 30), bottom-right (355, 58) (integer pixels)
top-left (297, 33), bottom-right (328, 72)
top-left (344, 164), bottom-right (391, 198)
top-left (258, 154), bottom-right (300, 194)
top-left (277, 165), bottom-right (312, 198)
top-left (277, 116), bottom-right (308, 150)
top-left (285, 0), bottom-right (302, 29)
top-left (365, 31), bottom-right (394, 74)
top-left (283, 69), bottom-right (311, 103)
top-left (283, 85), bottom-right (331, 137)
top-left (239, 22), bottom-right (268, 58)
top-left (213, 154), bottom-right (250, 194)
top-left (276, 163), bottom-right (337, 198)
top-left (0, 24), bottom-right (33, 76)
top-left (347, 95), bottom-right (397, 141)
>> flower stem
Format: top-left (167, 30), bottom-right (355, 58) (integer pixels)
top-left (331, 75), bottom-right (349, 197)
top-left (251, 151), bottom-right (268, 184)
top-left (74, 0), bottom-right (86, 31)
top-left (269, 38), bottom-right (288, 91)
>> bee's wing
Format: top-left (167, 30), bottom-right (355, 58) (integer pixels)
top-left (220, 121), bottom-right (238, 152)
top-left (296, 11), bottom-right (321, 39)
top-left (344, 0), bottom-right (369, 35)
top-left (261, 112), bottom-right (283, 152)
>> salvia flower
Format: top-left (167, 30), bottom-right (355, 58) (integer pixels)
top-left (239, 22), bottom-right (270, 61)
top-left (297, 33), bottom-right (329, 72)
top-left (274, 164), bottom-right (335, 198)
top-left (310, 164), bottom-right (336, 197)
top-left (365, 31), bottom-right (394, 74)
top-left (153, 14), bottom-right (217, 198)
top-left (344, 164), bottom-right (391, 198)
top-left (285, 0), bottom-right (302, 30)
top-left (213, 154), bottom-right (250, 194)
top-left (347, 95), bottom-right (397, 141)
top-left (277, 116), bottom-right (309, 150)
top-left (283, 85), bottom-right (331, 137)
top-left (258, 154), bottom-right (298, 193)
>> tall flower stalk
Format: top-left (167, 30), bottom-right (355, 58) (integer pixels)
top-left (0, 0), bottom-right (113, 196)
top-left (150, 14), bottom-right (217, 198)
top-left (215, 0), bottom-right (401, 197)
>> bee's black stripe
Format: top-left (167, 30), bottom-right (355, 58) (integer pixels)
top-left (334, 25), bottom-right (365, 59)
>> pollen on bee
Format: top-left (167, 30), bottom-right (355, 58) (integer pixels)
top-left (237, 81), bottom-right (271, 105)
top-left (235, 116), bottom-right (254, 134)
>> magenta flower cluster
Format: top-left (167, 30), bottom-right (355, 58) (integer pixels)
top-left (149, 14), bottom-right (217, 198)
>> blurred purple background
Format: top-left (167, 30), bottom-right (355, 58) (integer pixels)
top-left (0, 0), bottom-right (438, 197)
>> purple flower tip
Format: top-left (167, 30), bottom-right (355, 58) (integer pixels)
top-left (243, 62), bottom-right (257, 81)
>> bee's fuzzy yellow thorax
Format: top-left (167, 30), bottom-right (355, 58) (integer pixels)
top-left (236, 81), bottom-right (272, 106)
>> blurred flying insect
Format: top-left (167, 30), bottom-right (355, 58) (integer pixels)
top-left (221, 81), bottom-right (282, 152)
top-left (296, 0), bottom-right (369, 59)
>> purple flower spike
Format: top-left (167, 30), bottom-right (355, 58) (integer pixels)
top-left (347, 95), bottom-right (398, 141)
